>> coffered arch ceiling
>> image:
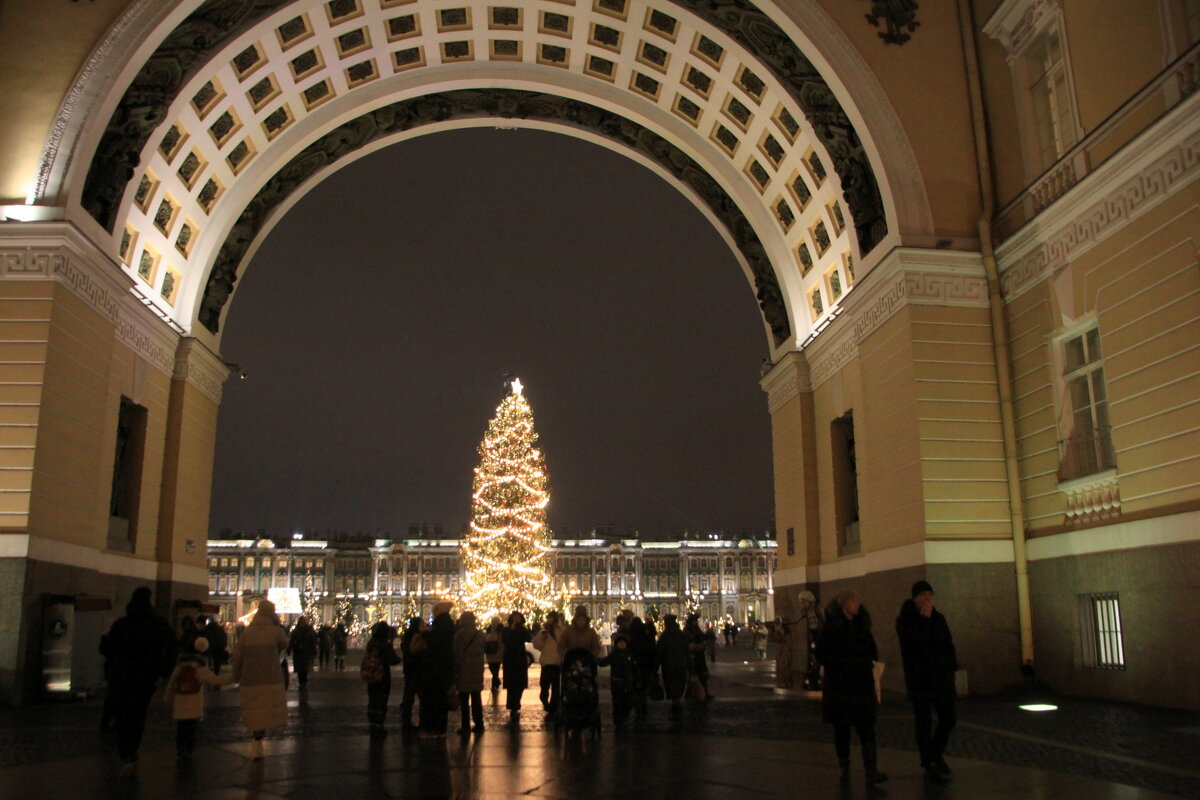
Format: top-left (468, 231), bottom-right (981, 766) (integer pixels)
top-left (68, 0), bottom-right (918, 353)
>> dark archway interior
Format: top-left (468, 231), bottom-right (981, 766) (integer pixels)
top-left (210, 127), bottom-right (773, 540)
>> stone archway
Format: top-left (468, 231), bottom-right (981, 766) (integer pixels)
top-left (40, 0), bottom-right (928, 360)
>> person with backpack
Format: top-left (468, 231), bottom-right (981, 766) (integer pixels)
top-left (453, 611), bottom-right (486, 734)
top-left (165, 636), bottom-right (234, 758)
top-left (361, 621), bottom-right (401, 738)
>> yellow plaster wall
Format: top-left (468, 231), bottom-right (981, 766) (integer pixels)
top-left (784, 0), bottom-right (984, 240)
top-left (157, 376), bottom-right (220, 573)
top-left (769, 388), bottom-right (819, 571)
top-left (1080, 191), bottom-right (1200, 516)
top-left (1062, 0), bottom-right (1166, 131)
top-left (911, 304), bottom-right (1011, 538)
top-left (0, 282), bottom-right (51, 530)
top-left (0, 0), bottom-right (130, 203)
top-left (1005, 282), bottom-right (1064, 529)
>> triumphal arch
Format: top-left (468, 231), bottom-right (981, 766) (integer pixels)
top-left (1, 0), bottom-right (1197, 708)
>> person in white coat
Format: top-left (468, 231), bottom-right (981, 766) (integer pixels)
top-left (231, 600), bottom-right (290, 759)
top-left (164, 636), bottom-right (234, 758)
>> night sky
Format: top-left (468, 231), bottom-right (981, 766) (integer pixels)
top-left (209, 127), bottom-right (774, 541)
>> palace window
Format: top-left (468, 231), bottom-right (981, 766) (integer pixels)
top-left (831, 411), bottom-right (861, 555)
top-left (1080, 592), bottom-right (1125, 669)
top-left (984, 0), bottom-right (1083, 177)
top-left (1056, 324), bottom-right (1115, 481)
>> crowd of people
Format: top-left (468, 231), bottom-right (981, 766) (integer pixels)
top-left (96, 581), bottom-right (959, 787)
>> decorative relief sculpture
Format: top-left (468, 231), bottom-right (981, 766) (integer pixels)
top-left (198, 89), bottom-right (793, 343)
top-left (863, 0), bottom-right (920, 45)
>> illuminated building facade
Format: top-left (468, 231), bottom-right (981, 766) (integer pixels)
top-left (207, 533), bottom-right (777, 626)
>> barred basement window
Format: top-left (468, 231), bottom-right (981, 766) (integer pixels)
top-left (1080, 592), bottom-right (1125, 669)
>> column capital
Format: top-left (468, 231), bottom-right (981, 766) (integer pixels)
top-left (760, 351), bottom-right (811, 414)
top-left (173, 338), bottom-right (230, 405)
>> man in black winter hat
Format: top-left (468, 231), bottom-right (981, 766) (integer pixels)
top-left (896, 580), bottom-right (958, 783)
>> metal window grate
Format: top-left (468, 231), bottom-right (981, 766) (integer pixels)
top-left (1080, 592), bottom-right (1125, 669)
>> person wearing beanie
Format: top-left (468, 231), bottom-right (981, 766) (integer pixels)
top-left (557, 605), bottom-right (602, 658)
top-left (231, 599), bottom-right (290, 759)
top-left (597, 632), bottom-right (637, 726)
top-left (896, 580), bottom-right (959, 783)
top-left (165, 636), bottom-right (234, 758)
top-left (99, 585), bottom-right (175, 777)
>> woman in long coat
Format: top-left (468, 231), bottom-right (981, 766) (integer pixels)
top-left (815, 590), bottom-right (887, 785)
top-left (500, 611), bottom-right (532, 725)
top-left (656, 614), bottom-right (689, 716)
top-left (453, 610), bottom-right (486, 733)
top-left (231, 599), bottom-right (290, 759)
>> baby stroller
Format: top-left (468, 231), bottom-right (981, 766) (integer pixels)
top-left (557, 647), bottom-right (601, 734)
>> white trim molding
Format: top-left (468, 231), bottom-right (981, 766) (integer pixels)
top-left (0, 533), bottom-right (208, 588)
top-left (1026, 508), bottom-right (1200, 561)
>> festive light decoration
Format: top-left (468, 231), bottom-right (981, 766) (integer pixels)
top-left (301, 574), bottom-right (322, 626)
top-left (460, 377), bottom-right (555, 619)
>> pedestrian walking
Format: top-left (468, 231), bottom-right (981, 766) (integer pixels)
top-left (773, 619), bottom-right (795, 689)
top-left (683, 614), bottom-right (712, 700)
top-left (453, 610), bottom-right (486, 734)
top-left (754, 623), bottom-right (769, 661)
top-left (318, 624), bottom-right (333, 670)
top-left (896, 580), bottom-right (958, 783)
top-left (705, 622), bottom-right (718, 663)
top-left (628, 616), bottom-right (658, 720)
top-left (598, 632), bottom-right (637, 727)
top-left (816, 590), bottom-right (887, 786)
top-left (532, 610), bottom-right (563, 714)
top-left (201, 616), bottom-right (229, 678)
top-left (332, 623), bottom-right (348, 671)
top-left (501, 610), bottom-right (532, 726)
top-left (419, 601), bottom-right (456, 738)
top-left (99, 586), bottom-right (175, 776)
top-left (165, 636), bottom-right (233, 758)
top-left (287, 616), bottom-right (319, 689)
top-left (656, 614), bottom-right (689, 716)
top-left (484, 616), bottom-right (504, 692)
top-left (230, 599), bottom-right (290, 760)
top-left (399, 617), bottom-right (426, 729)
top-left (361, 621), bottom-right (401, 738)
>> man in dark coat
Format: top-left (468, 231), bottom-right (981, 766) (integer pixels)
top-left (896, 580), bottom-right (958, 782)
top-left (288, 616), bottom-right (319, 689)
top-left (99, 586), bottom-right (175, 776)
top-left (419, 601), bottom-right (457, 737)
top-left (816, 590), bottom-right (887, 786)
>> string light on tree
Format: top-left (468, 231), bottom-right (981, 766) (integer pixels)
top-left (460, 376), bottom-right (555, 619)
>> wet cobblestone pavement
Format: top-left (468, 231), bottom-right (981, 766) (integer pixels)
top-left (1, 646), bottom-right (1197, 798)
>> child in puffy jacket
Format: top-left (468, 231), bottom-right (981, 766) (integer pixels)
top-left (165, 636), bottom-right (234, 758)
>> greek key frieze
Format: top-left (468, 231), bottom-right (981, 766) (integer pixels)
top-left (1000, 130), bottom-right (1200, 300)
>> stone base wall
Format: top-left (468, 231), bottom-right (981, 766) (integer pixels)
top-left (1029, 539), bottom-right (1200, 710)
top-left (0, 556), bottom-right (206, 706)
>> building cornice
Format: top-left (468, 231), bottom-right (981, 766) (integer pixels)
top-left (997, 91), bottom-right (1200, 301)
top-left (981, 0), bottom-right (1059, 58)
top-left (804, 248), bottom-right (989, 388)
top-left (0, 221), bottom-right (183, 376)
top-left (760, 351), bottom-right (811, 414)
top-left (174, 337), bottom-right (229, 405)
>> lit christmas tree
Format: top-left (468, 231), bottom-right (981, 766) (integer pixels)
top-left (460, 377), bottom-right (554, 619)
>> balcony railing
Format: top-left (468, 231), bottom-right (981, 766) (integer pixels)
top-left (1058, 426), bottom-right (1117, 482)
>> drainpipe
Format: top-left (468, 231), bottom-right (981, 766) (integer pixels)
top-left (957, 0), bottom-right (1035, 672)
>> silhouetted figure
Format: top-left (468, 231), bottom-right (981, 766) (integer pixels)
top-left (897, 580), bottom-right (958, 783)
top-left (817, 590), bottom-right (887, 786)
top-left (100, 586), bottom-right (175, 776)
